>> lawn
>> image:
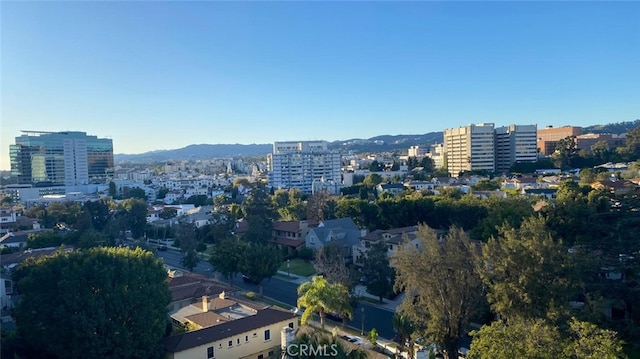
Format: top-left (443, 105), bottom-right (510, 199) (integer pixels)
top-left (279, 258), bottom-right (316, 277)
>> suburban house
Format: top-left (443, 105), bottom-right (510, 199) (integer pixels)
top-left (164, 300), bottom-right (297, 359)
top-left (353, 226), bottom-right (448, 266)
top-left (305, 218), bottom-right (363, 263)
top-left (404, 180), bottom-right (436, 192)
top-left (0, 207), bottom-right (19, 235)
top-left (522, 188), bottom-right (558, 199)
top-left (353, 226), bottom-right (419, 266)
top-left (375, 183), bottom-right (406, 197)
top-left (591, 180), bottom-right (638, 195)
top-left (269, 220), bottom-right (317, 255)
top-left (167, 271), bottom-right (235, 313)
top-left (0, 228), bottom-right (48, 249)
top-left (502, 177), bottom-right (545, 190)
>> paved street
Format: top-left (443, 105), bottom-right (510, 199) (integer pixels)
top-left (156, 248), bottom-right (397, 339)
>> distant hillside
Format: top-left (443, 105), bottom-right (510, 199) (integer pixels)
top-left (114, 144), bottom-right (272, 163)
top-left (583, 119), bottom-right (640, 135)
top-left (114, 120), bottom-right (639, 164)
top-left (114, 133), bottom-right (443, 164)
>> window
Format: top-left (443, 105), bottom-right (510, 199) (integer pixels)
top-left (228, 340), bottom-right (233, 347)
top-left (258, 355), bottom-right (264, 359)
top-left (237, 338), bottom-right (240, 345)
top-left (245, 335), bottom-right (249, 343)
top-left (264, 329), bottom-right (271, 341)
top-left (268, 351), bottom-right (274, 357)
top-left (253, 332), bottom-right (257, 337)
top-left (207, 346), bottom-right (214, 359)
top-left (288, 322), bottom-right (294, 329)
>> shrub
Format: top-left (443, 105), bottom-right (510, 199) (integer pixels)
top-left (245, 291), bottom-right (257, 300)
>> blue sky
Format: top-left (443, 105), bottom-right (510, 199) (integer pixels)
top-left (1, 1), bottom-right (639, 169)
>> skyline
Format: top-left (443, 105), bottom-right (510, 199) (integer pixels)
top-left (2, 2), bottom-right (639, 171)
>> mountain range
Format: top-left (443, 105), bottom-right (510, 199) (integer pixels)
top-left (114, 120), bottom-right (639, 164)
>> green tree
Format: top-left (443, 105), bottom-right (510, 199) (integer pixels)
top-left (185, 194), bottom-right (208, 207)
top-left (176, 222), bottom-right (199, 271)
top-left (128, 187), bottom-right (147, 200)
top-left (314, 243), bottom-right (352, 289)
top-left (209, 238), bottom-right (248, 285)
top-left (13, 247), bottom-right (171, 359)
top-left (297, 276), bottom-right (350, 330)
top-left (392, 313), bottom-right (415, 359)
top-left (362, 241), bottom-right (395, 302)
top-left (157, 187), bottom-right (169, 199)
top-left (468, 318), bottom-right (565, 359)
top-left (368, 328), bottom-right (378, 347)
top-left (392, 225), bottom-right (483, 359)
top-left (552, 136), bottom-right (578, 169)
top-left (240, 243), bottom-right (282, 295)
top-left (363, 173), bottom-right (383, 188)
top-left (83, 199), bottom-right (111, 231)
top-left (479, 216), bottom-right (577, 322)
top-left (121, 198), bottom-right (148, 239)
top-left (159, 207), bottom-right (178, 220)
top-left (242, 187), bottom-right (276, 243)
top-left (307, 190), bottom-right (336, 222)
top-left (468, 318), bottom-right (626, 359)
top-left (108, 181), bottom-right (117, 197)
top-left (623, 125), bottom-right (640, 160)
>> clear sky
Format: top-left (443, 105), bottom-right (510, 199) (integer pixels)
top-left (1, 1), bottom-right (639, 170)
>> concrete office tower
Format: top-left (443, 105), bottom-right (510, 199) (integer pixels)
top-left (495, 124), bottom-right (538, 173)
top-left (9, 131), bottom-right (114, 185)
top-left (267, 141), bottom-right (341, 194)
top-left (408, 145), bottom-right (428, 158)
top-left (444, 123), bottom-right (495, 177)
top-left (537, 126), bottom-right (582, 156)
top-left (429, 143), bottom-right (445, 169)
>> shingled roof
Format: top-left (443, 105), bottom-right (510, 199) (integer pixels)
top-left (164, 307), bottom-right (296, 352)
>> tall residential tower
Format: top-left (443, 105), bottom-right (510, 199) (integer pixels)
top-left (267, 141), bottom-right (341, 194)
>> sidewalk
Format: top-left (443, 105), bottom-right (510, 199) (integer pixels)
top-left (276, 270), bottom-right (311, 285)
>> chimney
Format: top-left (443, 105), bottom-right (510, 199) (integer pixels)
top-left (218, 291), bottom-right (225, 300)
top-left (202, 295), bottom-right (209, 312)
top-left (281, 326), bottom-right (295, 352)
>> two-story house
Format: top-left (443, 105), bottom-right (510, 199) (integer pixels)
top-left (164, 301), bottom-right (297, 359)
top-left (269, 220), bottom-right (317, 255)
top-left (305, 218), bottom-right (362, 264)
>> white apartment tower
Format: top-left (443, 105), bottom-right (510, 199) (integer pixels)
top-left (494, 124), bottom-right (538, 173)
top-left (444, 123), bottom-right (495, 177)
top-left (267, 141), bottom-right (341, 194)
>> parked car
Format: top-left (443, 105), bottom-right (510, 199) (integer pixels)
top-left (242, 274), bottom-right (259, 284)
top-left (158, 245), bottom-right (168, 251)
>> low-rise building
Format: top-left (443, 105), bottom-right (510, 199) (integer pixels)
top-left (164, 304), bottom-right (297, 359)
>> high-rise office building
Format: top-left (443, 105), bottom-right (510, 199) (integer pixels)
top-left (444, 123), bottom-right (496, 176)
top-left (495, 124), bottom-right (538, 173)
top-left (267, 141), bottom-right (341, 194)
top-left (9, 131), bottom-right (114, 185)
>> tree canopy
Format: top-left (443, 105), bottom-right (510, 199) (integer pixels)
top-left (392, 225), bottom-right (483, 359)
top-left (13, 247), bottom-right (171, 359)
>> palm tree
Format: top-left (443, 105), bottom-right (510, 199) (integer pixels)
top-left (298, 276), bottom-right (352, 330)
top-left (298, 276), bottom-right (334, 329)
top-left (392, 313), bottom-right (415, 359)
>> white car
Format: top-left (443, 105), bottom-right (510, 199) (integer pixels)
top-left (346, 336), bottom-right (364, 345)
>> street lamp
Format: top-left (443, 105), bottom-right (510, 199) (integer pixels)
top-left (361, 307), bottom-right (365, 335)
top-left (287, 259), bottom-right (290, 278)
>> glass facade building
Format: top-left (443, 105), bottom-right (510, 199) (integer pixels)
top-left (9, 131), bottom-right (113, 185)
